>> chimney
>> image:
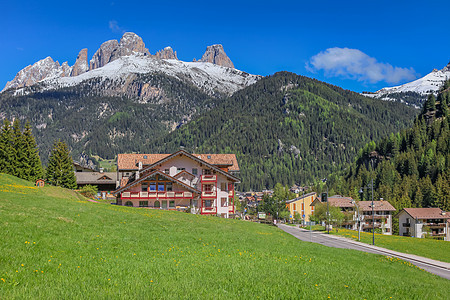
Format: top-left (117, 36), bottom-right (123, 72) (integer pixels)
top-left (138, 161), bottom-right (143, 170)
top-left (99, 167), bottom-right (104, 173)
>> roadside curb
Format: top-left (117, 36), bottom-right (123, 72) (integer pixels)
top-left (290, 225), bottom-right (450, 270)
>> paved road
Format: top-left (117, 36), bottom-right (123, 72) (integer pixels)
top-left (278, 224), bottom-right (450, 280)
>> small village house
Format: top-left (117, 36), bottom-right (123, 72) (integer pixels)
top-left (113, 150), bottom-right (240, 218)
top-left (310, 195), bottom-right (396, 235)
top-left (397, 208), bottom-right (450, 241)
top-left (286, 192), bottom-right (317, 222)
top-left (73, 162), bottom-right (118, 199)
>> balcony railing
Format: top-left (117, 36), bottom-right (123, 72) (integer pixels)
top-left (121, 191), bottom-right (193, 199)
top-left (202, 191), bottom-right (216, 198)
top-left (201, 175), bottom-right (217, 182)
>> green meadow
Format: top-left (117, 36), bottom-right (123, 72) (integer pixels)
top-left (328, 228), bottom-right (450, 263)
top-left (0, 174), bottom-right (448, 299)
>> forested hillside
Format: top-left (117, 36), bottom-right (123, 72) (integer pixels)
top-left (0, 72), bottom-right (216, 161)
top-left (147, 72), bottom-right (418, 190)
top-left (329, 80), bottom-right (450, 211)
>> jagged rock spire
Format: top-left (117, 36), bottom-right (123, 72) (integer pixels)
top-left (199, 44), bottom-right (234, 68)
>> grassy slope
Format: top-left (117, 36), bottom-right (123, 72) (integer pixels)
top-left (327, 228), bottom-right (450, 263)
top-left (0, 174), bottom-right (448, 299)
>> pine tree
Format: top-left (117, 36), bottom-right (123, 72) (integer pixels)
top-left (46, 141), bottom-right (76, 189)
top-left (0, 119), bottom-right (15, 175)
top-left (22, 121), bottom-right (44, 181)
top-left (12, 119), bottom-right (27, 178)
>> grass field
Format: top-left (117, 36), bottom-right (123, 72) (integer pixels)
top-left (309, 226), bottom-right (450, 263)
top-left (1, 174), bottom-right (449, 299)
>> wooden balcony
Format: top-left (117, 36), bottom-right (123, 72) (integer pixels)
top-left (121, 191), bottom-right (194, 199)
top-left (201, 175), bottom-right (217, 182)
top-left (201, 206), bottom-right (216, 214)
top-left (202, 191), bottom-right (216, 198)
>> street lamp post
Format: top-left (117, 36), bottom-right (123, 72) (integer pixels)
top-left (359, 177), bottom-right (375, 245)
top-left (351, 200), bottom-right (361, 241)
top-left (322, 178), bottom-right (329, 234)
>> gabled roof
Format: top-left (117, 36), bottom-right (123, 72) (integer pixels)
top-left (399, 208), bottom-right (450, 219)
top-left (311, 195), bottom-right (355, 208)
top-left (75, 172), bottom-right (117, 184)
top-left (173, 170), bottom-right (195, 179)
top-left (358, 201), bottom-right (396, 212)
top-left (139, 150), bottom-right (240, 183)
top-left (117, 151), bottom-right (239, 172)
top-left (113, 169), bottom-right (200, 195)
top-left (286, 192), bottom-right (317, 204)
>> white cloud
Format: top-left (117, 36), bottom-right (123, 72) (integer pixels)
top-left (306, 47), bottom-right (417, 84)
top-left (109, 20), bottom-right (125, 33)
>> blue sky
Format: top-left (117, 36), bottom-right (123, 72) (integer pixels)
top-left (2, 0), bottom-right (449, 92)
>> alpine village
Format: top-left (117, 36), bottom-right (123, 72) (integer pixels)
top-left (1, 29), bottom-right (450, 298)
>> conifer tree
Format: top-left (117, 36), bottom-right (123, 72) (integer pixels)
top-left (0, 119), bottom-right (15, 174)
top-left (46, 141), bottom-right (77, 189)
top-left (12, 119), bottom-right (27, 178)
top-left (22, 121), bottom-right (44, 181)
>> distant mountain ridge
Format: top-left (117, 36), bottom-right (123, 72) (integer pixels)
top-left (2, 32), bottom-right (259, 96)
top-left (363, 61), bottom-right (450, 107)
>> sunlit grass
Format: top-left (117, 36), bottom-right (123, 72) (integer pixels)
top-left (1, 174), bottom-right (448, 299)
top-left (327, 228), bottom-right (450, 263)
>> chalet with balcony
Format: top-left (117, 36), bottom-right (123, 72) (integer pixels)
top-left (310, 195), bottom-right (396, 234)
top-left (113, 150), bottom-right (240, 217)
top-left (397, 208), bottom-right (450, 240)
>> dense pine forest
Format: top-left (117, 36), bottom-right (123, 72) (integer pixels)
top-left (0, 73), bottom-right (216, 162)
top-left (147, 72), bottom-right (418, 190)
top-left (328, 80), bottom-right (450, 211)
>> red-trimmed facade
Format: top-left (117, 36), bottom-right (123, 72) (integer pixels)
top-left (113, 150), bottom-right (239, 217)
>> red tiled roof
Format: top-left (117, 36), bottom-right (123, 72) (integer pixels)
top-left (358, 201), bottom-right (396, 212)
top-left (402, 208), bottom-right (449, 219)
top-left (117, 153), bottom-right (239, 171)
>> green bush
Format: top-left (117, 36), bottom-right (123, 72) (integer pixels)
top-left (79, 185), bottom-right (98, 198)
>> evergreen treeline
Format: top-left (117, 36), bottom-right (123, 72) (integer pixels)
top-left (46, 140), bottom-right (77, 189)
top-left (0, 72), bottom-right (216, 163)
top-left (146, 72), bottom-right (418, 190)
top-left (0, 119), bottom-right (44, 181)
top-left (329, 81), bottom-right (450, 211)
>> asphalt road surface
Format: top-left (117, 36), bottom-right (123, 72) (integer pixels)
top-left (278, 224), bottom-right (450, 280)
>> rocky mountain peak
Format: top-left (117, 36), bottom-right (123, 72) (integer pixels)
top-left (89, 40), bottom-right (119, 70)
top-left (71, 48), bottom-right (89, 77)
top-left (199, 44), bottom-right (234, 68)
top-left (110, 32), bottom-right (150, 62)
top-left (3, 56), bottom-right (65, 91)
top-left (154, 46), bottom-right (178, 60)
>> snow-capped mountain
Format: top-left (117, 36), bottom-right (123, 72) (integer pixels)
top-left (363, 62), bottom-right (450, 106)
top-left (2, 32), bottom-right (261, 97)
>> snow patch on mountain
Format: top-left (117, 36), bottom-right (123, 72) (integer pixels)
top-left (364, 62), bottom-right (450, 98)
top-left (30, 54), bottom-right (261, 96)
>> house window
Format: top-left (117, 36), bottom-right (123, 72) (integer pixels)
top-left (158, 183), bottom-right (165, 191)
top-left (221, 182), bottom-right (227, 191)
top-left (166, 182), bottom-right (173, 191)
top-left (192, 168), bottom-right (198, 175)
top-left (125, 201), bottom-right (133, 207)
top-left (154, 200), bottom-right (160, 208)
top-left (149, 183), bottom-right (156, 191)
top-left (141, 183), bottom-right (148, 192)
top-left (177, 168), bottom-right (185, 173)
top-left (221, 198), bottom-right (228, 207)
top-left (161, 200), bottom-right (167, 209)
top-left (293, 203), bottom-right (297, 211)
top-left (169, 200), bottom-right (175, 208)
top-left (139, 201), bottom-right (148, 207)
top-left (125, 172), bottom-right (130, 176)
top-left (311, 206), bottom-right (315, 215)
top-left (164, 169), bottom-right (169, 174)
top-left (203, 200), bottom-right (212, 208)
top-left (203, 169), bottom-right (212, 175)
top-left (203, 184), bottom-right (213, 193)
top-left (143, 155), bottom-right (148, 159)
